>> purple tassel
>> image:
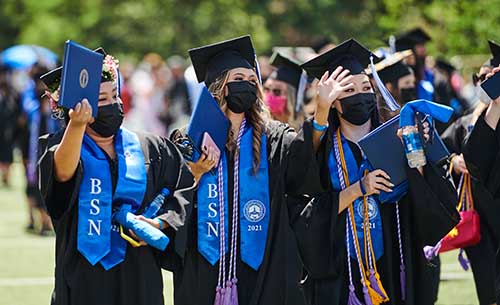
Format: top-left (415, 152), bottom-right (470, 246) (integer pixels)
top-left (223, 281), bottom-right (232, 305)
top-left (458, 249), bottom-right (470, 271)
top-left (347, 285), bottom-right (364, 305)
top-left (214, 286), bottom-right (223, 305)
top-left (230, 278), bottom-right (239, 305)
top-left (368, 269), bottom-right (385, 298)
top-left (363, 286), bottom-right (374, 305)
top-left (400, 264), bottom-right (406, 301)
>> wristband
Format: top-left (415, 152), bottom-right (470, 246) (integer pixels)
top-left (312, 119), bottom-right (328, 132)
top-left (359, 180), bottom-right (367, 196)
top-left (156, 218), bottom-right (164, 230)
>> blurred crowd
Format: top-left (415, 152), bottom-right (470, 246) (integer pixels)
top-left (0, 36), bottom-right (485, 236)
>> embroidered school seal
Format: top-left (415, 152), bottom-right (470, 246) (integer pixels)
top-left (357, 196), bottom-right (378, 220)
top-left (243, 200), bottom-right (266, 223)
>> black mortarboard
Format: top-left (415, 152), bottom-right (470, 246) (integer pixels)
top-left (301, 38), bottom-right (377, 80)
top-left (268, 52), bottom-right (303, 89)
top-left (189, 35), bottom-right (256, 86)
top-left (40, 47), bottom-right (109, 91)
top-left (394, 28), bottom-right (431, 52)
top-left (435, 58), bottom-right (456, 74)
top-left (369, 50), bottom-right (413, 84)
top-left (488, 40), bottom-right (500, 67)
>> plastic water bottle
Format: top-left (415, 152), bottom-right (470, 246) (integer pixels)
top-left (401, 125), bottom-right (426, 168)
top-left (142, 188), bottom-right (171, 218)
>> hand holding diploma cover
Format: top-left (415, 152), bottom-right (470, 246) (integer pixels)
top-left (186, 86), bottom-right (230, 162)
top-left (359, 100), bottom-right (453, 187)
top-left (59, 40), bottom-right (104, 117)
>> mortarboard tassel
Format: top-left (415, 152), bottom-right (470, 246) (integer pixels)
top-left (458, 249), bottom-right (470, 271)
top-left (348, 284), bottom-right (364, 305)
top-left (400, 264), bottom-right (406, 301)
top-left (295, 71), bottom-right (308, 118)
top-left (369, 56), bottom-right (400, 112)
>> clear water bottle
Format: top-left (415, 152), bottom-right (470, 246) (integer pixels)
top-left (401, 125), bottom-right (426, 168)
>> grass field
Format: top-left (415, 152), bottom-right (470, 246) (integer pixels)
top-left (0, 162), bottom-right (479, 305)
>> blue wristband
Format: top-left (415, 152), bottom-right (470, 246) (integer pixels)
top-left (156, 218), bottom-right (164, 230)
top-left (359, 180), bottom-right (367, 196)
top-left (312, 119), bottom-right (328, 132)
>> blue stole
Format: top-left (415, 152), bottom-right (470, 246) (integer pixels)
top-left (77, 127), bottom-right (147, 270)
top-left (197, 125), bottom-right (270, 270)
top-left (328, 133), bottom-right (384, 261)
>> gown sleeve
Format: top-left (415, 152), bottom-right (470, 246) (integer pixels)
top-left (406, 163), bottom-right (460, 245)
top-left (38, 131), bottom-right (82, 222)
top-left (464, 113), bottom-right (500, 184)
top-left (154, 136), bottom-right (194, 231)
top-left (285, 120), bottom-right (343, 278)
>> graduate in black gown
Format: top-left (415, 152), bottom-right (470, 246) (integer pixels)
top-left (464, 46), bottom-right (500, 304)
top-left (37, 48), bottom-right (191, 305)
top-left (286, 38), bottom-right (459, 305)
top-left (166, 35), bottom-right (303, 305)
top-left (441, 50), bottom-right (497, 305)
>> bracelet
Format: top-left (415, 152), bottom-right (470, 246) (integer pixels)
top-left (359, 179), bottom-right (367, 196)
top-left (312, 119), bottom-right (328, 132)
top-left (156, 218), bottom-right (164, 230)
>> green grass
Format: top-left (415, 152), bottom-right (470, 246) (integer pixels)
top-left (0, 163), bottom-right (478, 305)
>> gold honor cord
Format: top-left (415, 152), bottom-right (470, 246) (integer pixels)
top-left (336, 129), bottom-right (388, 305)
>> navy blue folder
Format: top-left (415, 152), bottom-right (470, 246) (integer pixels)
top-left (481, 72), bottom-right (500, 100)
top-left (59, 40), bottom-right (104, 117)
top-left (187, 86), bottom-right (230, 153)
top-left (358, 114), bottom-right (450, 186)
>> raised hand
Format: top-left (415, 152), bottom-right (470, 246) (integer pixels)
top-left (68, 98), bottom-right (94, 126)
top-left (316, 66), bottom-right (354, 110)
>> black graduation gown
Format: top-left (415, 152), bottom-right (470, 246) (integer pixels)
top-left (441, 113), bottom-right (497, 305)
top-left (286, 120), bottom-right (459, 305)
top-left (164, 121), bottom-right (306, 305)
top-left (38, 129), bottom-right (191, 305)
top-left (464, 113), bottom-right (500, 303)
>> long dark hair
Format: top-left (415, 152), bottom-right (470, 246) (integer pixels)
top-left (208, 70), bottom-right (271, 173)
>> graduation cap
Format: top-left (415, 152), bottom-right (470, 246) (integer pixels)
top-left (302, 38), bottom-right (400, 112)
top-left (488, 40), bottom-right (500, 67)
top-left (393, 28), bottom-right (431, 52)
top-left (269, 52), bottom-right (303, 89)
top-left (269, 52), bottom-right (308, 114)
top-left (435, 58), bottom-right (456, 74)
top-left (367, 50), bottom-right (413, 84)
top-left (189, 35), bottom-right (256, 86)
top-left (301, 38), bottom-right (376, 80)
top-left (40, 47), bottom-right (109, 92)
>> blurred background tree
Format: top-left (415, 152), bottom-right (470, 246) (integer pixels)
top-left (1, 0), bottom-right (499, 61)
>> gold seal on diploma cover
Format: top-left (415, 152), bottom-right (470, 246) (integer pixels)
top-left (79, 69), bottom-right (89, 88)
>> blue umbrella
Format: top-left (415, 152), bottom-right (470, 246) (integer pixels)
top-left (1, 45), bottom-right (58, 69)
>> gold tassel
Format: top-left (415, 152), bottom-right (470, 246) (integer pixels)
top-left (366, 280), bottom-right (385, 305)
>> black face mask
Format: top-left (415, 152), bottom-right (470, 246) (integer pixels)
top-left (225, 81), bottom-right (257, 114)
top-left (89, 103), bottom-right (124, 137)
top-left (339, 93), bottom-right (377, 126)
top-left (400, 87), bottom-right (418, 105)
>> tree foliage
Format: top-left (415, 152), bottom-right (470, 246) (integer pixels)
top-left (0, 0), bottom-right (498, 60)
